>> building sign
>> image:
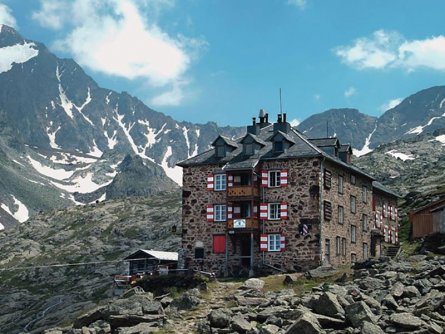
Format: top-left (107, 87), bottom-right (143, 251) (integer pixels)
top-left (233, 219), bottom-right (246, 228)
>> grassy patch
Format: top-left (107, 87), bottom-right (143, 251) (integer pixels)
top-left (400, 240), bottom-right (421, 257)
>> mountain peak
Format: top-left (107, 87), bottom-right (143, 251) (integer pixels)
top-left (0, 24), bottom-right (26, 47)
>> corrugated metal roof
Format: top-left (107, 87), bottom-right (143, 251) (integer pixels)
top-left (125, 249), bottom-right (178, 261)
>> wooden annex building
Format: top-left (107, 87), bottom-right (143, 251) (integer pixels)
top-left (410, 198), bottom-right (445, 238)
top-left (124, 249), bottom-right (178, 275)
top-left (177, 111), bottom-right (399, 277)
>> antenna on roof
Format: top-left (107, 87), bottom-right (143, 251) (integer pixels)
top-left (326, 121), bottom-right (329, 137)
top-left (279, 88), bottom-right (283, 117)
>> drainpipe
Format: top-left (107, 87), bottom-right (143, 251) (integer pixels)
top-left (249, 232), bottom-right (254, 277)
top-left (224, 231), bottom-right (229, 277)
top-left (319, 157), bottom-right (325, 266)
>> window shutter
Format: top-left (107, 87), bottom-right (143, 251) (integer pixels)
top-left (261, 170), bottom-right (268, 188)
top-left (394, 208), bottom-right (398, 220)
top-left (213, 235), bottom-right (226, 253)
top-left (324, 170), bottom-right (332, 189)
top-left (384, 225), bottom-right (389, 242)
top-left (395, 231), bottom-right (399, 244)
top-left (389, 206), bottom-right (393, 220)
top-left (280, 202), bottom-right (288, 220)
top-left (382, 203), bottom-right (387, 218)
top-left (207, 174), bottom-right (214, 191)
top-left (323, 201), bottom-right (332, 221)
top-left (280, 169), bottom-right (288, 187)
top-left (260, 203), bottom-right (268, 220)
top-left (260, 234), bottom-right (268, 252)
top-left (375, 212), bottom-right (380, 228)
top-left (206, 204), bottom-right (214, 222)
top-left (227, 206), bottom-right (233, 219)
top-left (227, 175), bottom-right (233, 188)
top-left (372, 197), bottom-right (376, 210)
top-left (280, 235), bottom-right (286, 252)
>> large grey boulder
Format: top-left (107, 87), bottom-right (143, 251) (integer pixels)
top-left (312, 292), bottom-right (345, 319)
top-left (389, 313), bottom-right (423, 330)
top-left (285, 311), bottom-right (323, 334)
top-left (242, 278), bottom-right (265, 290)
top-left (115, 322), bottom-right (158, 334)
top-left (231, 314), bottom-right (253, 333)
top-left (208, 309), bottom-right (231, 329)
top-left (171, 288), bottom-right (201, 310)
top-left (361, 321), bottom-right (385, 334)
top-left (345, 301), bottom-right (377, 327)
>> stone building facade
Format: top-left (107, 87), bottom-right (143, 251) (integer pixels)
top-left (178, 112), bottom-right (399, 276)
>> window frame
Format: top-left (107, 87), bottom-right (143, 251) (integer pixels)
top-left (351, 225), bottom-right (357, 243)
top-left (214, 174), bottom-right (227, 191)
top-left (362, 186), bottom-right (368, 203)
top-left (214, 204), bottom-right (227, 222)
top-left (363, 243), bottom-right (369, 260)
top-left (338, 175), bottom-right (344, 194)
top-left (274, 141), bottom-right (284, 153)
top-left (325, 239), bottom-right (331, 262)
top-left (268, 234), bottom-right (281, 252)
top-left (341, 237), bottom-right (347, 256)
top-left (336, 236), bottom-right (341, 256)
top-left (351, 253), bottom-right (357, 263)
top-left (362, 214), bottom-right (368, 232)
top-left (268, 170), bottom-right (281, 188)
top-left (268, 203), bottom-right (281, 220)
top-left (350, 195), bottom-right (356, 214)
top-left (350, 174), bottom-right (356, 185)
top-left (338, 205), bottom-right (344, 225)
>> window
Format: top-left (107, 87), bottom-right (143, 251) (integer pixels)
top-left (351, 225), bottom-right (357, 243)
top-left (268, 203), bottom-right (280, 220)
top-left (336, 236), bottom-right (341, 256)
top-left (324, 201), bottom-right (332, 221)
top-left (362, 186), bottom-right (368, 203)
top-left (213, 235), bottom-right (226, 253)
top-left (214, 174), bottom-right (226, 191)
top-left (245, 143), bottom-right (253, 155)
top-left (325, 239), bottom-right (331, 262)
top-left (338, 205), bottom-right (344, 224)
top-left (268, 234), bottom-right (281, 252)
top-left (363, 243), bottom-right (369, 260)
top-left (338, 175), bottom-right (344, 194)
top-left (274, 141), bottom-right (284, 152)
top-left (195, 248), bottom-right (204, 259)
top-left (341, 238), bottom-right (347, 256)
top-left (216, 145), bottom-right (225, 158)
top-left (362, 214), bottom-right (368, 232)
top-left (214, 204), bottom-right (226, 221)
top-left (351, 253), bottom-right (357, 263)
top-left (350, 195), bottom-right (356, 214)
top-left (350, 174), bottom-right (356, 185)
top-left (268, 170), bottom-right (281, 187)
top-left (324, 169), bottom-right (332, 189)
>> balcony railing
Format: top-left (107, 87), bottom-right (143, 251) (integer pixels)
top-left (227, 218), bottom-right (259, 230)
top-left (227, 186), bottom-right (259, 197)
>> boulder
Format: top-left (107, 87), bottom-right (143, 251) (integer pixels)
top-left (312, 292), bottom-right (345, 318)
top-left (306, 265), bottom-right (338, 279)
top-left (381, 294), bottom-right (398, 310)
top-left (345, 301), bottom-right (377, 327)
top-left (389, 313), bottom-right (423, 330)
top-left (242, 278), bottom-right (265, 290)
top-left (115, 322), bottom-right (158, 334)
top-left (171, 289), bottom-right (201, 310)
top-left (285, 311), bottom-right (323, 334)
top-left (208, 309), bottom-right (231, 328)
top-left (259, 324), bottom-right (281, 334)
top-left (361, 321), bottom-right (385, 334)
top-left (231, 315), bottom-right (253, 333)
top-left (390, 282), bottom-right (405, 298)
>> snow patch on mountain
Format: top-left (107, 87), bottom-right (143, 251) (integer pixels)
top-left (405, 113), bottom-right (445, 135)
top-left (50, 172), bottom-right (112, 194)
top-left (47, 125), bottom-right (61, 149)
top-left (434, 134), bottom-right (445, 144)
top-left (0, 222), bottom-right (4, 230)
top-left (440, 98), bottom-right (445, 109)
top-left (104, 130), bottom-right (118, 149)
top-left (1, 195), bottom-right (29, 223)
top-left (49, 152), bottom-right (97, 164)
top-left (161, 146), bottom-right (182, 185)
top-left (385, 150), bottom-right (415, 161)
top-left (0, 42), bottom-right (39, 74)
top-left (88, 139), bottom-right (103, 158)
top-left (28, 155), bottom-right (74, 180)
top-left (353, 124), bottom-right (377, 157)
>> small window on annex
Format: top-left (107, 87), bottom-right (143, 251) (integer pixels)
top-left (214, 174), bottom-right (226, 191)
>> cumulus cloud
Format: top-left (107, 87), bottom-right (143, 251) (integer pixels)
top-left (32, 0), bottom-right (205, 105)
top-left (335, 30), bottom-right (445, 72)
top-left (287, 0), bottom-right (307, 9)
top-left (379, 98), bottom-right (402, 112)
top-left (0, 2), bottom-right (17, 28)
top-left (150, 80), bottom-right (188, 107)
top-left (344, 86), bottom-right (357, 98)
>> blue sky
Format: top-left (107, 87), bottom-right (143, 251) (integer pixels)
top-left (1, 0), bottom-right (445, 126)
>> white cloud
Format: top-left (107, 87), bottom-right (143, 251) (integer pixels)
top-left (344, 86), bottom-right (356, 98)
top-left (32, 0), bottom-right (205, 104)
top-left (379, 98), bottom-right (402, 112)
top-left (287, 0), bottom-right (307, 9)
top-left (150, 80), bottom-right (188, 107)
top-left (290, 118), bottom-right (300, 127)
top-left (336, 30), bottom-right (445, 72)
top-left (0, 3), bottom-right (17, 28)
top-left (313, 94), bottom-right (321, 101)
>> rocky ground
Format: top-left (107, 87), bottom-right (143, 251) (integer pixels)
top-left (43, 254), bottom-right (445, 334)
top-left (0, 191), bottom-right (181, 334)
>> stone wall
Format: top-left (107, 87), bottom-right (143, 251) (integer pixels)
top-left (321, 161), bottom-right (374, 266)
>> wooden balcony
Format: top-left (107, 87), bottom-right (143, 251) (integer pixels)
top-left (227, 186), bottom-right (259, 197)
top-left (227, 218), bottom-right (260, 230)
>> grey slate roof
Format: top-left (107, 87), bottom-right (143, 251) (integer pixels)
top-left (177, 122), bottom-right (374, 180)
top-left (309, 138), bottom-right (339, 147)
top-left (372, 181), bottom-right (400, 198)
top-left (339, 144), bottom-right (352, 153)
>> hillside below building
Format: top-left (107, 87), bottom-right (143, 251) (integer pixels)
top-left (178, 111), bottom-right (399, 277)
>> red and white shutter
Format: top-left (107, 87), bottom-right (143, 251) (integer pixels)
top-left (207, 174), bottom-right (214, 191)
top-left (391, 227), bottom-right (396, 244)
top-left (394, 208), bottom-right (398, 221)
top-left (227, 175), bottom-right (233, 188)
top-left (260, 203), bottom-right (268, 220)
top-left (280, 235), bottom-right (286, 252)
top-left (395, 231), bottom-right (399, 244)
top-left (261, 170), bottom-right (268, 188)
top-left (389, 206), bottom-right (393, 220)
top-left (280, 169), bottom-right (288, 187)
top-left (375, 212), bottom-right (380, 229)
top-left (260, 234), bottom-right (268, 252)
top-left (227, 206), bottom-right (233, 219)
top-left (206, 204), bottom-right (214, 222)
top-left (382, 203), bottom-right (387, 218)
top-left (384, 225), bottom-right (389, 242)
top-left (280, 202), bottom-right (288, 220)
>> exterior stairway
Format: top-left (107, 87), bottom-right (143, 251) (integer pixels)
top-left (385, 245), bottom-right (401, 258)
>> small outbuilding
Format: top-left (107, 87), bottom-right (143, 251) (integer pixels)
top-left (410, 198), bottom-right (445, 238)
top-left (124, 249), bottom-right (178, 275)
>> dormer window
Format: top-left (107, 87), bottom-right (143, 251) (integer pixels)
top-left (274, 141), bottom-right (284, 153)
top-left (212, 135), bottom-right (238, 158)
top-left (216, 145), bottom-right (225, 158)
top-left (245, 144), bottom-right (253, 155)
